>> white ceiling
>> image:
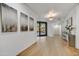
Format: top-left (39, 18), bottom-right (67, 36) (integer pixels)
top-left (25, 3), bottom-right (77, 22)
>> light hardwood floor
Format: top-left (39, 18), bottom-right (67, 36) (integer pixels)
top-left (18, 35), bottom-right (79, 56)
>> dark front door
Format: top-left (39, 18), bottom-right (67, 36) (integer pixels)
top-left (37, 21), bottom-right (47, 36)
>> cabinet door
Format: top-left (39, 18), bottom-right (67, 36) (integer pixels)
top-left (69, 34), bottom-right (75, 47)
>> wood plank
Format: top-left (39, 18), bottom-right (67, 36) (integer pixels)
top-left (17, 36), bottom-right (79, 56)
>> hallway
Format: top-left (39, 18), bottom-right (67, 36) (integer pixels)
top-left (18, 36), bottom-right (79, 56)
top-left (0, 3), bottom-right (79, 56)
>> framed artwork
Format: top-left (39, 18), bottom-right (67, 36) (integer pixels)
top-left (67, 17), bottom-right (73, 27)
top-left (29, 17), bottom-right (34, 31)
top-left (1, 3), bottom-right (17, 32)
top-left (20, 12), bottom-right (28, 31)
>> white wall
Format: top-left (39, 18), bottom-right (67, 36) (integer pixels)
top-left (0, 3), bottom-right (37, 56)
top-left (60, 4), bottom-right (79, 49)
top-left (53, 25), bottom-right (61, 36)
top-left (48, 22), bottom-right (53, 37)
top-left (75, 5), bottom-right (79, 49)
top-left (49, 22), bottom-right (61, 36)
top-left (61, 6), bottom-right (76, 35)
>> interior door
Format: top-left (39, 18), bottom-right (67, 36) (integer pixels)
top-left (37, 21), bottom-right (47, 36)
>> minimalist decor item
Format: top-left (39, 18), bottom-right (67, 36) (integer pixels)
top-left (20, 12), bottom-right (28, 31)
top-left (29, 17), bottom-right (34, 31)
top-left (1, 4), bottom-right (17, 32)
top-left (65, 17), bottom-right (74, 33)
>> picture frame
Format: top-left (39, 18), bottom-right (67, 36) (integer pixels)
top-left (20, 12), bottom-right (28, 31)
top-left (1, 3), bottom-right (18, 32)
top-left (29, 17), bottom-right (34, 31)
top-left (67, 17), bottom-right (73, 27)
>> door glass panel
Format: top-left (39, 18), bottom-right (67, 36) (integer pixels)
top-left (40, 23), bottom-right (46, 35)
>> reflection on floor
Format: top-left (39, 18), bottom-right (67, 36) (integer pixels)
top-left (18, 35), bottom-right (79, 56)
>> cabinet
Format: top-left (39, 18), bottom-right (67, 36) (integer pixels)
top-left (68, 34), bottom-right (75, 47)
top-left (62, 32), bottom-right (68, 41)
